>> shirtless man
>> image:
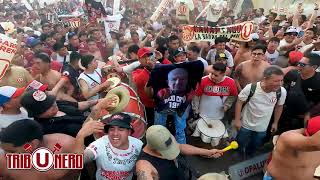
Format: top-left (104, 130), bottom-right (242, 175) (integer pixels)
top-left (0, 119), bottom-right (79, 180)
top-left (234, 44), bottom-right (270, 91)
top-left (266, 116), bottom-right (320, 180)
top-left (33, 53), bottom-right (76, 102)
top-left (233, 42), bottom-right (254, 67)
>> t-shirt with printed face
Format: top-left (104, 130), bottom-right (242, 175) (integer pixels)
top-left (86, 135), bottom-right (143, 180)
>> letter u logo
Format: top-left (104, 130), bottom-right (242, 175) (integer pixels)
top-left (35, 152), bottom-right (49, 168)
top-left (32, 148), bottom-right (54, 171)
top-left (241, 22), bottom-right (254, 40)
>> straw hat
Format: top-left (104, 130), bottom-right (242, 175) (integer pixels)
top-left (198, 172), bottom-right (229, 180)
top-left (105, 86), bottom-right (130, 114)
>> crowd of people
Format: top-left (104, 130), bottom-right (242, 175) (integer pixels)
top-left (0, 0), bottom-right (320, 180)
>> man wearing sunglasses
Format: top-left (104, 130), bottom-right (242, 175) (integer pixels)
top-left (296, 53), bottom-right (320, 118)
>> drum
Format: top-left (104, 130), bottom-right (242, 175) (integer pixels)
top-left (97, 82), bottom-right (147, 139)
top-left (192, 117), bottom-right (228, 147)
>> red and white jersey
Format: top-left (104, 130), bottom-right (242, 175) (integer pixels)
top-left (194, 75), bottom-right (238, 119)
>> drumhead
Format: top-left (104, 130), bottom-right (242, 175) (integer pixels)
top-left (197, 119), bottom-right (226, 138)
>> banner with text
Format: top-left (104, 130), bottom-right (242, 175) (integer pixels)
top-left (181, 21), bottom-right (254, 43)
top-left (0, 34), bottom-right (17, 80)
top-left (61, 18), bottom-right (81, 28)
top-left (150, 0), bottom-right (174, 22)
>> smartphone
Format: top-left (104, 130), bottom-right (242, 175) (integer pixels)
top-left (150, 52), bottom-right (156, 61)
top-left (298, 31), bottom-right (304, 38)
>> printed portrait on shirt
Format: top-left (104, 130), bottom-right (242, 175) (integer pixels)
top-left (148, 61), bottom-right (204, 113)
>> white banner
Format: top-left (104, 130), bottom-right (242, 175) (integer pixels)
top-left (113, 0), bottom-right (121, 15)
top-left (150, 0), bottom-right (175, 22)
top-left (0, 34), bottom-right (17, 80)
top-left (102, 14), bottom-right (122, 39)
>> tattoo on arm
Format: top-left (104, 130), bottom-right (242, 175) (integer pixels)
top-left (84, 106), bottom-right (99, 123)
top-left (136, 170), bottom-right (148, 180)
top-left (83, 149), bottom-right (95, 164)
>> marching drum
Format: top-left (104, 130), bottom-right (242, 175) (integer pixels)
top-left (97, 81), bottom-right (147, 139)
top-left (192, 117), bottom-right (228, 147)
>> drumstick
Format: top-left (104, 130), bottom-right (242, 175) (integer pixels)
top-left (222, 141), bottom-right (239, 152)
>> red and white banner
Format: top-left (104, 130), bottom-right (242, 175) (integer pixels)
top-left (181, 21), bottom-right (254, 43)
top-left (0, 34), bottom-right (17, 80)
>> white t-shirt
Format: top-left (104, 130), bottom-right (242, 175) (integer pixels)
top-left (197, 57), bottom-right (209, 68)
top-left (238, 82), bottom-right (287, 132)
top-left (206, 0), bottom-right (227, 22)
top-left (278, 39), bottom-right (290, 56)
top-left (78, 68), bottom-right (103, 100)
top-left (299, 43), bottom-right (314, 54)
top-left (253, 16), bottom-right (266, 24)
top-left (206, 49), bottom-right (234, 67)
top-left (86, 135), bottom-right (143, 180)
top-left (56, 53), bottom-right (70, 65)
top-left (0, 108), bottom-right (30, 130)
top-left (0, 108), bottom-right (31, 154)
top-left (265, 50), bottom-right (279, 64)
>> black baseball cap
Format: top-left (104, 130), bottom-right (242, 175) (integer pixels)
top-left (102, 113), bottom-right (133, 132)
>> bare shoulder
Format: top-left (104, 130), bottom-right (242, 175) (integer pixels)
top-left (136, 159), bottom-right (153, 168)
top-left (52, 70), bottom-right (62, 79)
top-left (44, 133), bottom-right (75, 152)
top-left (278, 129), bottom-right (304, 145)
top-left (0, 153), bottom-right (8, 174)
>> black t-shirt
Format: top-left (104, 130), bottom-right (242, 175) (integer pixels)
top-left (148, 61), bottom-right (204, 113)
top-left (283, 70), bottom-right (309, 115)
top-left (301, 72), bottom-right (320, 106)
top-left (284, 70), bottom-right (320, 114)
top-left (35, 101), bottom-right (86, 137)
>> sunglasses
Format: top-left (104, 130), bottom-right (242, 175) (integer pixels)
top-left (297, 62), bottom-right (311, 67)
top-left (286, 32), bottom-right (297, 36)
top-left (252, 52), bottom-right (264, 56)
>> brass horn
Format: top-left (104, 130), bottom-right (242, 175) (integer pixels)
top-left (104, 86), bottom-right (130, 114)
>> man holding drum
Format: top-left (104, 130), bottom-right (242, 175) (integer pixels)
top-left (193, 62), bottom-right (238, 120)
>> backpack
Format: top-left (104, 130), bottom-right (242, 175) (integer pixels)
top-left (245, 82), bottom-right (282, 105)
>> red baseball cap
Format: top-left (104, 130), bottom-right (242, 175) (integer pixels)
top-left (305, 116), bottom-right (320, 136)
top-left (289, 51), bottom-right (304, 65)
top-left (137, 47), bottom-right (152, 58)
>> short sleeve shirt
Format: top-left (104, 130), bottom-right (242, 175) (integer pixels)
top-left (86, 136), bottom-right (143, 180)
top-left (238, 82), bottom-right (287, 132)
